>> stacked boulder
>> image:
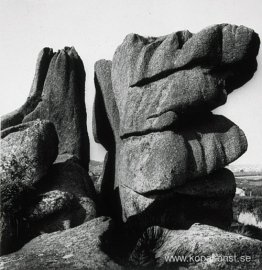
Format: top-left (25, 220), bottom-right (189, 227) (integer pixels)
top-left (1, 47), bottom-right (97, 255)
top-left (93, 24), bottom-right (260, 234)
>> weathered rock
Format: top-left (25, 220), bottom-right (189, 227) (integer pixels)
top-left (230, 222), bottom-right (262, 242)
top-left (112, 24), bottom-right (260, 137)
top-left (24, 190), bottom-right (80, 234)
top-left (0, 120), bottom-right (58, 255)
top-left (1, 120), bottom-right (58, 214)
top-left (26, 190), bottom-right (75, 221)
top-left (93, 59), bottom-right (246, 222)
top-left (31, 156), bottom-right (98, 233)
top-left (121, 169), bottom-right (235, 233)
top-left (1, 47), bottom-right (90, 170)
top-left (130, 223), bottom-right (262, 269)
top-left (119, 115), bottom-right (246, 194)
top-left (0, 217), bottom-right (124, 270)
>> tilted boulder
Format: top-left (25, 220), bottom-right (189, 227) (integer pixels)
top-left (0, 217), bottom-right (124, 270)
top-left (1, 47), bottom-right (90, 170)
top-left (93, 24), bottom-right (260, 231)
top-left (0, 120), bottom-right (58, 254)
top-left (112, 24), bottom-right (260, 137)
top-left (130, 224), bottom-right (262, 269)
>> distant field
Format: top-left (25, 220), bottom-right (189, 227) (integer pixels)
top-left (233, 172), bottom-right (262, 177)
top-left (234, 172), bottom-right (262, 230)
top-left (235, 176), bottom-right (262, 197)
top-left (236, 175), bottom-right (262, 180)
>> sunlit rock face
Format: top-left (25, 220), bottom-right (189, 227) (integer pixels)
top-left (94, 24), bottom-right (260, 230)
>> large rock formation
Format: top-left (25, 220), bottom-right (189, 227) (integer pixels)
top-left (93, 24), bottom-right (260, 232)
top-left (112, 24), bottom-right (259, 137)
top-left (0, 24), bottom-right (261, 269)
top-left (0, 120), bottom-right (58, 255)
top-left (0, 217), bottom-right (123, 270)
top-left (1, 47), bottom-right (90, 170)
top-left (0, 47), bottom-right (97, 255)
top-left (130, 224), bottom-right (262, 269)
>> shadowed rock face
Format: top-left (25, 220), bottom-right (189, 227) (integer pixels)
top-left (122, 169), bottom-right (236, 238)
top-left (129, 224), bottom-right (262, 269)
top-left (93, 60), bottom-right (122, 219)
top-left (93, 24), bottom-right (260, 230)
top-left (1, 47), bottom-right (90, 170)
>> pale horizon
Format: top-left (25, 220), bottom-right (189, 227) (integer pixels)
top-left (1, 0), bottom-right (261, 165)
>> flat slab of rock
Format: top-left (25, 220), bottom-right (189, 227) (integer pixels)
top-left (0, 217), bottom-right (123, 270)
top-left (130, 223), bottom-right (262, 269)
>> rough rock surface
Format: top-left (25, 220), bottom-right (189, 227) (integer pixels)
top-left (130, 224), bottom-right (262, 269)
top-left (0, 217), bottom-right (123, 270)
top-left (1, 47), bottom-right (90, 170)
top-left (1, 120), bottom-right (58, 214)
top-left (32, 156), bottom-right (98, 232)
top-left (105, 24), bottom-right (259, 225)
top-left (1, 24), bottom-right (261, 269)
top-left (112, 24), bottom-right (260, 136)
top-left (26, 190), bottom-right (75, 222)
top-left (93, 60), bottom-right (119, 149)
top-left (119, 115), bottom-right (246, 194)
top-left (0, 120), bottom-right (58, 255)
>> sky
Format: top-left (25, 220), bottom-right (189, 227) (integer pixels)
top-left (0, 0), bottom-right (261, 165)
